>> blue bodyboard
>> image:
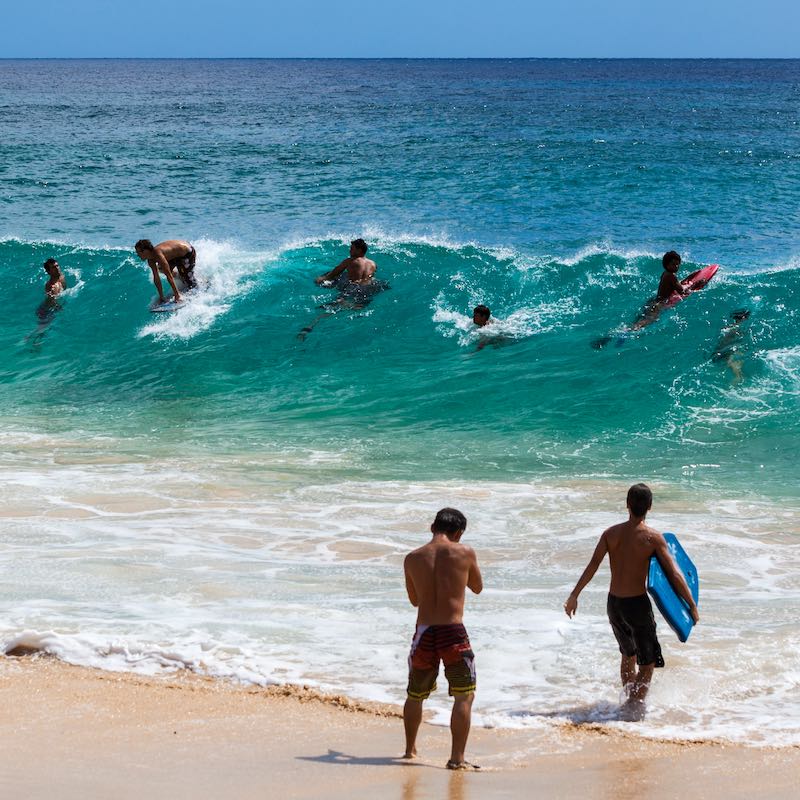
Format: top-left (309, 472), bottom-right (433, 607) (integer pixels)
top-left (647, 532), bottom-right (699, 643)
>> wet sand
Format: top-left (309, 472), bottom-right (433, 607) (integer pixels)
top-left (1, 656), bottom-right (799, 799)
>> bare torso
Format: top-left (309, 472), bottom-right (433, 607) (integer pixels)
top-left (657, 271), bottom-right (683, 300)
top-left (153, 240), bottom-right (192, 263)
top-left (45, 274), bottom-right (66, 297)
top-left (404, 537), bottom-right (481, 625)
top-left (605, 520), bottom-right (660, 596)
top-left (340, 256), bottom-right (377, 285)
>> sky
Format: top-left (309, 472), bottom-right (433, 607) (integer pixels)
top-left (3, 1), bottom-right (799, 58)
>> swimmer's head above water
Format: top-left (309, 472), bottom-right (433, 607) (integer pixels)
top-left (662, 250), bottom-right (681, 274)
top-left (42, 257), bottom-right (60, 277)
top-left (350, 238), bottom-right (368, 257)
top-left (472, 305), bottom-right (491, 327)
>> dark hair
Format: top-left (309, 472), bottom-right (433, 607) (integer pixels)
top-left (432, 507), bottom-right (467, 535)
top-left (473, 305), bottom-right (491, 319)
top-left (731, 309), bottom-right (750, 322)
top-left (351, 238), bottom-right (368, 254)
top-left (135, 239), bottom-right (154, 253)
top-left (43, 258), bottom-right (59, 269)
top-left (627, 483), bottom-right (653, 518)
top-left (662, 251), bottom-right (681, 269)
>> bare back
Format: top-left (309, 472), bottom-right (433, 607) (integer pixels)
top-left (154, 240), bottom-right (192, 262)
top-left (342, 256), bottom-right (377, 284)
top-left (605, 520), bottom-right (660, 597)
top-left (404, 536), bottom-right (482, 625)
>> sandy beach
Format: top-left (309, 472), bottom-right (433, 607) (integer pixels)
top-left (1, 655), bottom-right (798, 799)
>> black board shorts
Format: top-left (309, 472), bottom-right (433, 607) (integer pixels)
top-left (607, 593), bottom-right (664, 668)
top-left (168, 245), bottom-right (196, 289)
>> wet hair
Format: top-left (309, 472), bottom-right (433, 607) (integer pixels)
top-left (43, 258), bottom-right (59, 270)
top-left (350, 238), bottom-right (368, 255)
top-left (731, 309), bottom-right (750, 322)
top-left (135, 239), bottom-right (154, 253)
top-left (432, 507), bottom-right (467, 535)
top-left (627, 483), bottom-right (653, 518)
top-left (662, 251), bottom-right (681, 269)
top-left (473, 305), bottom-right (491, 320)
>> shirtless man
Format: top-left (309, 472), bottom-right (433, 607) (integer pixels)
top-left (298, 239), bottom-right (382, 340)
top-left (564, 484), bottom-right (699, 720)
top-left (43, 258), bottom-right (67, 297)
top-left (134, 239), bottom-right (197, 304)
top-left (314, 238), bottom-right (376, 287)
top-left (403, 508), bottom-right (483, 770)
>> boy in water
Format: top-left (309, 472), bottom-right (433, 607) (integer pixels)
top-left (472, 305), bottom-right (492, 327)
top-left (564, 484), bottom-right (699, 720)
top-left (631, 251), bottom-right (688, 331)
top-left (656, 250), bottom-right (688, 301)
top-left (403, 508), bottom-right (483, 770)
top-left (43, 258), bottom-right (66, 297)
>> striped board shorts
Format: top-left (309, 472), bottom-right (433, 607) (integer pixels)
top-left (406, 623), bottom-right (476, 700)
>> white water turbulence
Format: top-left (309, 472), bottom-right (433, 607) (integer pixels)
top-left (2, 431), bottom-right (799, 747)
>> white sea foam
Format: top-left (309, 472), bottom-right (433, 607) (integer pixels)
top-left (137, 238), bottom-right (265, 340)
top-left (1, 432), bottom-right (799, 746)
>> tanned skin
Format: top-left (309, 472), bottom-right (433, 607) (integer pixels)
top-left (403, 524), bottom-right (483, 766)
top-left (43, 261), bottom-right (67, 297)
top-left (564, 502), bottom-right (699, 714)
top-left (314, 242), bottom-right (376, 286)
top-left (135, 240), bottom-right (192, 304)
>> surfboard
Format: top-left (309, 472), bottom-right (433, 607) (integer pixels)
top-left (591, 264), bottom-right (720, 348)
top-left (662, 264), bottom-right (719, 308)
top-left (150, 299), bottom-right (185, 313)
top-left (647, 532), bottom-right (699, 642)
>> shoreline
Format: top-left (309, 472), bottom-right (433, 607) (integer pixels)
top-left (3, 656), bottom-right (799, 799)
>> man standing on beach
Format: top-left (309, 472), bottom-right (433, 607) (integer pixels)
top-left (403, 508), bottom-right (483, 770)
top-left (564, 484), bottom-right (699, 720)
top-left (134, 239), bottom-right (197, 305)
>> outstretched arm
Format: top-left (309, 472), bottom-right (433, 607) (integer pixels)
top-left (564, 533), bottom-right (608, 617)
top-left (315, 259), bottom-right (349, 285)
top-left (654, 536), bottom-right (700, 623)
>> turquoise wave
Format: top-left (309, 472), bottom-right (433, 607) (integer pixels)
top-left (2, 236), bottom-right (798, 492)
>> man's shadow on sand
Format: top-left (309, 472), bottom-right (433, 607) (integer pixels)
top-left (297, 750), bottom-right (437, 768)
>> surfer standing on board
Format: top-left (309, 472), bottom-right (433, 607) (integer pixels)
top-left (134, 239), bottom-right (197, 305)
top-left (564, 483), bottom-right (699, 720)
top-left (402, 508), bottom-right (483, 771)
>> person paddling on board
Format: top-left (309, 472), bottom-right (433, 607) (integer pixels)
top-left (631, 251), bottom-right (689, 330)
top-left (134, 239), bottom-right (197, 305)
top-left (564, 483), bottom-right (699, 721)
top-left (403, 508), bottom-right (483, 771)
top-left (298, 239), bottom-right (382, 340)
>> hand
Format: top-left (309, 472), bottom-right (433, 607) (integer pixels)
top-left (314, 275), bottom-right (327, 285)
top-left (564, 594), bottom-right (578, 618)
top-left (690, 606), bottom-right (700, 624)
top-left (172, 293), bottom-right (181, 303)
